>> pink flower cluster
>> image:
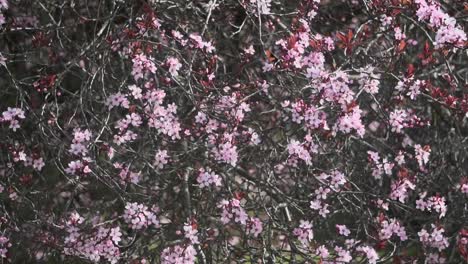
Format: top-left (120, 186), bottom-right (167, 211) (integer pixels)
top-left (132, 54), bottom-right (157, 81)
top-left (189, 33), bottom-right (215, 53)
top-left (415, 0), bottom-right (467, 48)
top-left (63, 212), bottom-right (121, 264)
top-left (333, 245), bottom-right (352, 263)
top-left (418, 224), bottom-right (450, 251)
top-left (414, 144), bottom-right (431, 168)
top-left (10, 148), bottom-right (45, 171)
top-left (389, 109), bottom-right (409, 133)
top-left (378, 218), bottom-right (408, 241)
top-left (293, 220), bottom-right (313, 246)
top-left (359, 67), bottom-right (380, 95)
top-left (416, 192), bottom-right (447, 218)
top-left (123, 202), bottom-right (160, 230)
top-left (390, 179), bottom-right (416, 203)
top-left (65, 159), bottom-right (91, 176)
top-left (309, 193), bottom-right (331, 218)
top-left (1, 0), bottom-right (467, 262)
top-left (1, 107), bottom-right (25, 131)
top-left (114, 162), bottom-right (141, 184)
top-left (356, 245), bottom-right (379, 264)
top-left (154, 149), bottom-right (169, 169)
top-left (106, 92), bottom-right (130, 110)
top-left (336, 224), bottom-right (351, 237)
top-left (213, 140), bottom-right (238, 166)
top-left (166, 57), bottom-right (182, 77)
top-left (287, 139), bottom-right (313, 165)
top-left (69, 128), bottom-right (92, 156)
top-left (285, 100), bottom-right (328, 131)
top-left (0, 236), bottom-right (11, 259)
top-left (367, 151), bottom-right (395, 179)
top-left (113, 128), bottom-right (138, 146)
top-left (183, 222), bottom-right (199, 244)
top-left (460, 182), bottom-right (468, 194)
top-left (197, 168), bottom-right (222, 188)
top-left (317, 170), bottom-right (347, 190)
top-left (219, 198), bottom-right (263, 237)
top-left (65, 129), bottom-right (93, 176)
top-left (161, 244), bottom-right (197, 264)
top-left (0, 0), bottom-right (7, 28)
top-left (334, 106), bottom-right (365, 138)
top-left (395, 78), bottom-right (425, 100)
top-left (145, 94), bottom-right (182, 140)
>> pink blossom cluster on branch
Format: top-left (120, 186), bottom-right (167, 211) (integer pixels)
top-left (0, 0), bottom-right (467, 263)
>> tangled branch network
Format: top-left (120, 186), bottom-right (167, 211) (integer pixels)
top-left (0, 0), bottom-right (467, 263)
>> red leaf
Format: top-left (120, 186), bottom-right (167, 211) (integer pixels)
top-left (288, 35), bottom-right (298, 49)
top-left (406, 64), bottom-right (415, 77)
top-left (265, 49), bottom-right (277, 63)
top-left (347, 29), bottom-right (354, 41)
top-left (234, 192), bottom-right (245, 200)
top-left (397, 40), bottom-right (406, 52)
top-left (424, 41), bottom-right (431, 54)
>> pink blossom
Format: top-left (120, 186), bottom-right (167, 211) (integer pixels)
top-left (376, 199), bottom-right (389, 211)
top-left (426, 253), bottom-right (446, 264)
top-left (357, 245), bottom-right (379, 264)
top-left (415, 0), bottom-right (466, 48)
top-left (106, 93), bottom-right (130, 109)
top-left (394, 27), bottom-right (406, 40)
top-left (65, 160), bottom-right (90, 175)
top-left (132, 54), bottom-right (157, 81)
top-left (310, 199), bottom-right (330, 218)
top-left (0, 236), bottom-right (11, 258)
top-left (32, 158), bottom-right (45, 171)
top-left (416, 193), bottom-right (447, 218)
top-left (117, 165), bottom-right (141, 184)
top-left (414, 144), bottom-right (431, 168)
top-left (154, 150), bottom-right (169, 169)
top-left (0, 0), bottom-right (8, 10)
top-left (197, 168), bottom-right (222, 188)
top-left (379, 218), bottom-right (407, 241)
top-left (389, 109), bottom-right (408, 133)
top-left (1, 107), bottom-right (26, 131)
top-left (407, 79), bottom-right (423, 100)
top-left (183, 223), bottom-right (199, 244)
top-left (418, 225), bottom-right (450, 251)
top-left (244, 45), bottom-right (255, 55)
top-left (123, 202), bottom-right (160, 230)
top-left (145, 101), bottom-right (182, 140)
top-left (336, 224), bottom-right (351, 237)
top-left (128, 85), bottom-right (143, 99)
top-left (218, 198), bottom-right (261, 236)
top-left (287, 139), bottom-right (312, 165)
top-left (189, 33), bottom-right (215, 53)
top-left (315, 245), bottom-right (329, 259)
top-left (380, 15), bottom-right (393, 28)
top-left (262, 62), bottom-right (274, 72)
top-left (166, 57), bottom-right (182, 76)
top-left (113, 130), bottom-right (138, 145)
top-left (334, 106), bottom-right (365, 137)
top-left (63, 213), bottom-right (121, 264)
top-left (161, 244), bottom-right (196, 264)
top-left (461, 183), bottom-right (468, 194)
top-left (293, 220), bottom-right (314, 246)
top-left (246, 217), bottom-right (263, 237)
top-left (213, 141), bottom-right (238, 166)
top-left (334, 246), bottom-right (352, 263)
top-left (390, 179), bottom-right (415, 203)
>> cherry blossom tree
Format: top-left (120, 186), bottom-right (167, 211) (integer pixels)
top-left (0, 0), bottom-right (467, 263)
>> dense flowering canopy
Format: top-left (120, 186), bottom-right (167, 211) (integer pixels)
top-left (0, 0), bottom-right (467, 263)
